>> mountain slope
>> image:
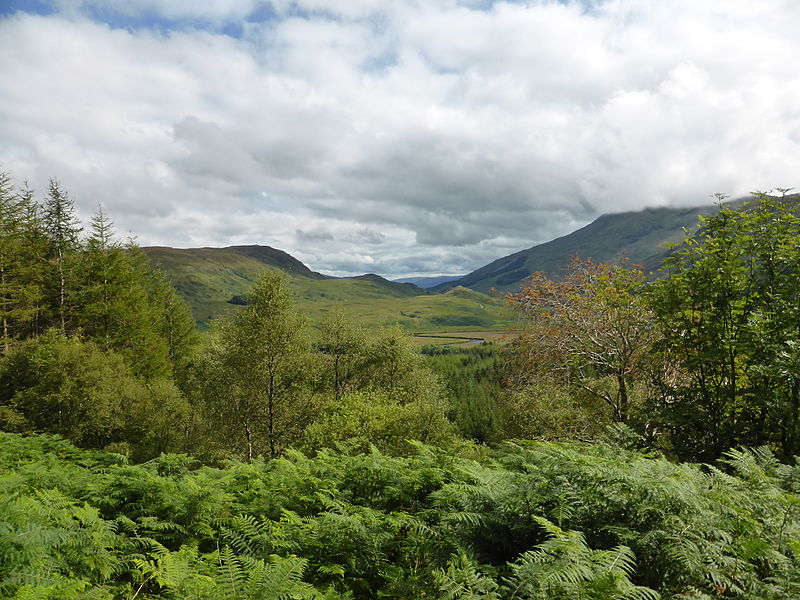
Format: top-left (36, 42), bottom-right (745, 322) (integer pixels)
top-left (145, 246), bottom-right (421, 323)
top-left (143, 245), bottom-right (516, 331)
top-left (435, 202), bottom-right (739, 294)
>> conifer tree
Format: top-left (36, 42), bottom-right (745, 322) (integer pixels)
top-left (73, 212), bottom-right (172, 378)
top-left (0, 174), bottom-right (47, 352)
top-left (145, 268), bottom-right (198, 383)
top-left (41, 179), bottom-right (81, 333)
top-left (0, 171), bottom-right (21, 353)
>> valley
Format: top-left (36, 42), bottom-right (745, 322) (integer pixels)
top-left (144, 197), bottom-right (751, 333)
top-left (143, 245), bottom-right (518, 333)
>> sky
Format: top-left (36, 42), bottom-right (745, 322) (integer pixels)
top-left (1, 1), bottom-right (799, 278)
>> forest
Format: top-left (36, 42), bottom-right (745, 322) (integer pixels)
top-left (1, 171), bottom-right (800, 598)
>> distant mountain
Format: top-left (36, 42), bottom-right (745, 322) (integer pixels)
top-left (393, 275), bottom-right (463, 288)
top-left (349, 273), bottom-right (429, 296)
top-left (146, 244), bottom-right (328, 279)
top-left (143, 245), bottom-right (440, 326)
top-left (434, 201), bottom-right (747, 294)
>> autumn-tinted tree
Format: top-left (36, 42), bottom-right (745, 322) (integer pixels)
top-left (508, 258), bottom-right (658, 424)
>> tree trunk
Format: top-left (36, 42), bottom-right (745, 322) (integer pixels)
top-left (268, 371), bottom-right (276, 459)
top-left (57, 248), bottom-right (66, 334)
top-left (245, 421), bottom-right (253, 461)
top-left (783, 378), bottom-right (800, 460)
top-left (1, 262), bottom-right (8, 355)
top-left (616, 373), bottom-right (629, 423)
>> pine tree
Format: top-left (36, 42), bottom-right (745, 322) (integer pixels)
top-left (145, 267), bottom-right (198, 384)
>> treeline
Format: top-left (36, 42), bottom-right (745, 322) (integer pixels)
top-left (3, 169), bottom-right (800, 467)
top-left (0, 173), bottom-right (196, 374)
top-left (505, 191), bottom-right (800, 462)
top-left (0, 173), bottom-right (198, 460)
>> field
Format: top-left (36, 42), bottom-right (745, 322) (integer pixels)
top-left (411, 330), bottom-right (515, 346)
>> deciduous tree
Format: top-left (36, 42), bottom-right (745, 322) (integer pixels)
top-left (211, 271), bottom-right (315, 459)
top-left (508, 258), bottom-right (658, 424)
top-left (649, 192), bottom-right (800, 460)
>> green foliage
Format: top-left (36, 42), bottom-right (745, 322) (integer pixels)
top-left (317, 309), bottom-right (371, 402)
top-left (0, 175), bottom-right (47, 354)
top-left (424, 344), bottom-right (504, 443)
top-left (2, 432), bottom-right (800, 599)
top-left (648, 193), bottom-right (800, 460)
top-left (505, 518), bottom-right (659, 600)
top-left (498, 380), bottom-right (611, 442)
top-left (201, 271), bottom-right (318, 460)
top-left (300, 389), bottom-right (456, 455)
top-left (0, 331), bottom-right (191, 459)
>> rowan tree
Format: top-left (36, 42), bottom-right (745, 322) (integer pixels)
top-left (507, 258), bottom-right (659, 424)
top-left (649, 191), bottom-right (800, 460)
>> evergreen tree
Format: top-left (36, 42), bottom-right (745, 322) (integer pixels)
top-left (74, 213), bottom-right (172, 379)
top-left (144, 267), bottom-right (198, 383)
top-left (0, 174), bottom-right (47, 353)
top-left (41, 179), bottom-right (81, 333)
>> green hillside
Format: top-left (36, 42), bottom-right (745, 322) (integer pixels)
top-left (144, 246), bottom-right (516, 331)
top-left (436, 200), bottom-right (749, 294)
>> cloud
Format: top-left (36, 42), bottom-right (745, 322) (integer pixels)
top-left (1, 1), bottom-right (800, 278)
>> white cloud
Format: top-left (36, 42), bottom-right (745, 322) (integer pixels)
top-left (1, 1), bottom-right (799, 277)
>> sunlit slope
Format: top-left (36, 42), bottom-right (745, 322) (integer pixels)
top-left (144, 245), bottom-right (313, 322)
top-left (436, 203), bottom-right (738, 294)
top-left (144, 246), bottom-right (515, 330)
top-left (295, 284), bottom-right (516, 331)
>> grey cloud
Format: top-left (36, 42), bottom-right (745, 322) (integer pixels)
top-left (348, 228), bottom-right (386, 244)
top-left (2, 2), bottom-right (800, 278)
top-left (296, 229), bottom-right (334, 242)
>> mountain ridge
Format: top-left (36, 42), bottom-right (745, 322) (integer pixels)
top-left (434, 199), bottom-right (754, 294)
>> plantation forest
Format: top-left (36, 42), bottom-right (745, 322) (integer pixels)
top-left (1, 171), bottom-right (800, 598)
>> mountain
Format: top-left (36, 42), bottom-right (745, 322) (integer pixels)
top-left (393, 275), bottom-right (463, 288)
top-left (143, 245), bottom-right (516, 331)
top-left (348, 273), bottom-right (428, 296)
top-left (146, 244), bottom-right (327, 280)
top-left (434, 202), bottom-right (745, 294)
top-left (145, 245), bottom-right (420, 322)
